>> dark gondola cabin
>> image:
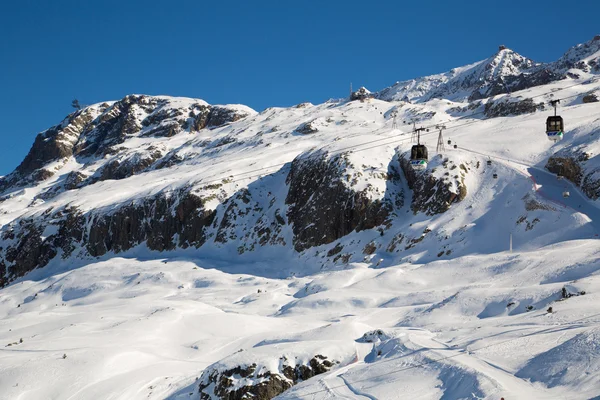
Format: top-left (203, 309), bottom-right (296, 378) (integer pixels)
top-left (410, 144), bottom-right (428, 170)
top-left (546, 116), bottom-right (564, 141)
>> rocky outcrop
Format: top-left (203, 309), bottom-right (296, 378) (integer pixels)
top-left (546, 153), bottom-right (600, 200)
top-left (295, 120), bottom-right (319, 135)
top-left (484, 97), bottom-right (545, 118)
top-left (86, 189), bottom-right (215, 256)
top-left (350, 86), bottom-right (373, 101)
top-left (546, 156), bottom-right (584, 186)
top-left (400, 156), bottom-right (468, 215)
top-left (190, 104), bottom-right (253, 131)
top-left (583, 93), bottom-right (599, 103)
top-left (285, 151), bottom-right (398, 252)
top-left (0, 96), bottom-right (255, 195)
top-left (0, 105), bottom-right (107, 191)
top-left (215, 184), bottom-right (288, 254)
top-left (91, 146), bottom-right (165, 183)
top-left (0, 188), bottom-right (216, 284)
top-left (198, 355), bottom-right (335, 400)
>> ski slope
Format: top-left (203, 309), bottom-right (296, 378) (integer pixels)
top-left (1, 44), bottom-right (600, 400)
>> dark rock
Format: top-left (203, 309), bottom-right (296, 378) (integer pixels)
top-left (546, 156), bottom-right (583, 186)
top-left (583, 93), bottom-right (599, 103)
top-left (484, 98), bottom-right (545, 118)
top-left (546, 154), bottom-right (600, 200)
top-left (206, 105), bottom-right (251, 128)
top-left (327, 243), bottom-right (344, 257)
top-left (199, 355), bottom-right (335, 400)
top-left (192, 105), bottom-right (252, 131)
top-left (16, 107), bottom-right (99, 176)
top-left (400, 156), bottom-right (467, 215)
top-left (142, 120), bottom-right (181, 137)
top-left (74, 95), bottom-right (145, 157)
top-left (0, 188), bottom-right (216, 285)
top-left (350, 87), bottom-right (373, 101)
top-left (87, 189), bottom-right (215, 256)
top-left (363, 241), bottom-right (377, 255)
top-left (285, 151), bottom-right (394, 252)
top-left (295, 120), bottom-right (319, 135)
top-left (64, 171), bottom-right (89, 190)
top-left (93, 148), bottom-right (164, 183)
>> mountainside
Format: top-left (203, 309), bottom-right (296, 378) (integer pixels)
top-left (1, 36), bottom-right (600, 400)
top-left (376, 35), bottom-right (600, 103)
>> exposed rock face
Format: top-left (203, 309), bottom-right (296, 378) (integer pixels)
top-left (285, 150), bottom-right (398, 252)
top-left (484, 97), bottom-right (545, 118)
top-left (0, 95), bottom-right (254, 195)
top-left (553, 35), bottom-right (600, 74)
top-left (583, 93), bottom-right (599, 103)
top-left (198, 355), bottom-right (335, 400)
top-left (86, 189), bottom-right (215, 256)
top-left (0, 145), bottom-right (405, 285)
top-left (546, 156), bottom-right (584, 186)
top-left (91, 146), bottom-right (165, 183)
top-left (350, 86), bottom-right (373, 101)
top-left (0, 106), bottom-right (106, 191)
top-left (400, 156), bottom-right (468, 215)
top-left (0, 188), bottom-right (216, 283)
top-left (295, 120), bottom-right (319, 134)
top-left (214, 183), bottom-right (288, 255)
top-left (546, 154), bottom-right (600, 200)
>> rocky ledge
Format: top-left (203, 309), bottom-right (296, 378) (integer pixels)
top-left (198, 353), bottom-right (337, 400)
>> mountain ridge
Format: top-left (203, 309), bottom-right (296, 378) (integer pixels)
top-left (376, 35), bottom-right (600, 103)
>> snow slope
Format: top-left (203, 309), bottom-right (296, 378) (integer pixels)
top-left (1, 36), bottom-right (600, 400)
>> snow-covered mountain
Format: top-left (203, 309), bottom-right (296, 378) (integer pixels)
top-left (376, 35), bottom-right (600, 103)
top-left (1, 35), bottom-right (600, 400)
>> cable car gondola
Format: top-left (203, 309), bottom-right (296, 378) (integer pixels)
top-left (410, 144), bottom-right (428, 170)
top-left (546, 100), bottom-right (564, 141)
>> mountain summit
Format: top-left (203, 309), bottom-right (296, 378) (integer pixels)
top-left (377, 35), bottom-right (600, 103)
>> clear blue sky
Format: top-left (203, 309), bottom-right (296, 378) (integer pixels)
top-left (0, 0), bottom-right (598, 175)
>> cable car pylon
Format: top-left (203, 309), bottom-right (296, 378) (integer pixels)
top-left (436, 124), bottom-right (446, 153)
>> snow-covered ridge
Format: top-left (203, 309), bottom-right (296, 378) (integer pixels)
top-left (376, 35), bottom-right (600, 103)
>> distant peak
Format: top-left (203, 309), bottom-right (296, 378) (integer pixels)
top-left (498, 44), bottom-right (508, 51)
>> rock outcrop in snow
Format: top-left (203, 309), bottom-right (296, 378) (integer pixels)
top-left (285, 150), bottom-right (401, 251)
top-left (546, 151), bottom-right (600, 200)
top-left (0, 95), bottom-right (255, 196)
top-left (400, 154), bottom-right (468, 215)
top-left (198, 354), bottom-right (335, 400)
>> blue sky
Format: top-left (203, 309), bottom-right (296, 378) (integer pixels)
top-left (0, 0), bottom-right (598, 175)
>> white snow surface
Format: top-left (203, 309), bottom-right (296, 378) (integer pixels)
top-left (3, 40), bottom-right (600, 400)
